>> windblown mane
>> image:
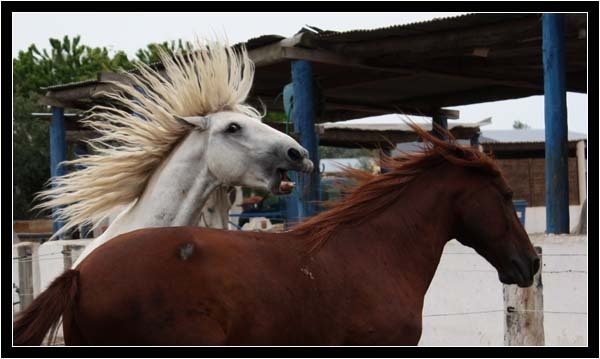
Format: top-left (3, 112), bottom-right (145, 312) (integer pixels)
top-left (35, 40), bottom-right (259, 239)
top-left (292, 123), bottom-right (503, 253)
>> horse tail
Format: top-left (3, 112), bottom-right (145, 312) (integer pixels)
top-left (13, 269), bottom-right (80, 346)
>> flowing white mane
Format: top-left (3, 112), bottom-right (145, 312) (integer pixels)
top-left (35, 40), bottom-right (259, 238)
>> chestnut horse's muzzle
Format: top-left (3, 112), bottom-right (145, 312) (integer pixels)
top-left (499, 254), bottom-right (540, 288)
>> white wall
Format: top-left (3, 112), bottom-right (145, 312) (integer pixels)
top-left (420, 234), bottom-right (587, 346)
top-left (12, 244), bottom-right (20, 317)
top-left (38, 239), bottom-right (91, 292)
top-left (524, 205), bottom-right (582, 234)
top-left (12, 240), bottom-right (41, 313)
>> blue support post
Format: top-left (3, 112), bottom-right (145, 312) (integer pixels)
top-left (132, 85), bottom-right (147, 120)
top-left (74, 141), bottom-right (91, 238)
top-left (542, 14), bottom-right (569, 233)
top-left (282, 83), bottom-right (301, 227)
top-left (291, 60), bottom-right (321, 220)
top-left (50, 107), bottom-right (67, 236)
top-left (432, 113), bottom-right (448, 140)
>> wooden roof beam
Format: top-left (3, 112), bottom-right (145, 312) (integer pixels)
top-left (251, 39), bottom-right (544, 92)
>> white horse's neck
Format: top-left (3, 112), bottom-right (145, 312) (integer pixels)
top-left (73, 131), bottom-right (218, 267)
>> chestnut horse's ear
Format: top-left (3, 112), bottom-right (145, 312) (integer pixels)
top-left (174, 115), bottom-right (210, 130)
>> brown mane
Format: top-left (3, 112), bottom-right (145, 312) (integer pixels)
top-left (291, 122), bottom-right (503, 253)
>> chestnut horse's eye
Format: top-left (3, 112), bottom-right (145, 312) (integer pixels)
top-left (225, 123), bottom-right (241, 134)
top-left (504, 191), bottom-right (514, 200)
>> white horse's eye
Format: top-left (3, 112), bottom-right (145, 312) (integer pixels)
top-left (225, 123), bottom-right (241, 133)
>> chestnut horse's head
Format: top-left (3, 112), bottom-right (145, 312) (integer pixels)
top-left (452, 171), bottom-right (540, 288)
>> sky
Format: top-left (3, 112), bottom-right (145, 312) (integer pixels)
top-left (12, 12), bottom-right (588, 134)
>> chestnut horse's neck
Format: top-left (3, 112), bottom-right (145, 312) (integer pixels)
top-left (316, 164), bottom-right (460, 296)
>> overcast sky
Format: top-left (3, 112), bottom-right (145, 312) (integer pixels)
top-left (12, 12), bottom-right (588, 134)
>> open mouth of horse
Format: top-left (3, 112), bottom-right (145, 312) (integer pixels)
top-left (276, 168), bottom-right (296, 194)
top-left (269, 158), bottom-right (313, 195)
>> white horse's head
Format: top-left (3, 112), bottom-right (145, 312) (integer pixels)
top-left (35, 40), bottom-right (314, 239)
top-left (179, 112), bottom-right (312, 195)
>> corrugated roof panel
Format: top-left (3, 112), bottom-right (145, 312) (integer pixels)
top-left (308, 13), bottom-right (534, 43)
top-left (480, 129), bottom-right (587, 143)
top-left (42, 78), bottom-right (99, 91)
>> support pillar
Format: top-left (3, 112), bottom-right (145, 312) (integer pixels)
top-left (283, 83), bottom-right (301, 227)
top-left (74, 141), bottom-right (91, 238)
top-left (50, 107), bottom-right (66, 237)
top-left (291, 60), bottom-right (320, 220)
top-left (542, 13), bottom-right (569, 233)
top-left (576, 140), bottom-right (587, 205)
top-left (432, 113), bottom-right (448, 140)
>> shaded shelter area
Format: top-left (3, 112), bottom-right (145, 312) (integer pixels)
top-left (36, 12), bottom-right (587, 231)
top-left (41, 13), bottom-right (586, 128)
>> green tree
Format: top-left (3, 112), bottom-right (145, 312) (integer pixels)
top-left (513, 120), bottom-right (530, 129)
top-left (13, 36), bottom-right (134, 99)
top-left (13, 36), bottom-right (135, 219)
top-left (135, 39), bottom-right (194, 64)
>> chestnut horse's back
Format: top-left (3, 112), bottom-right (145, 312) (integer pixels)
top-left (67, 226), bottom-right (256, 345)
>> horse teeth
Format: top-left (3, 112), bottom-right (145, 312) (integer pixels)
top-left (280, 181), bottom-right (295, 192)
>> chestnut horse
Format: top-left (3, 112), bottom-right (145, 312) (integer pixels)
top-left (14, 125), bottom-right (540, 346)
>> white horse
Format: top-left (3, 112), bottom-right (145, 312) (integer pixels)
top-left (197, 185), bottom-right (237, 229)
top-left (35, 41), bottom-right (312, 268)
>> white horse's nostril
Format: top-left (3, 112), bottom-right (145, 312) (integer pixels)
top-left (287, 148), bottom-right (304, 163)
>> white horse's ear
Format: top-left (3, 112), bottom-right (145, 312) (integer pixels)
top-left (174, 115), bottom-right (210, 130)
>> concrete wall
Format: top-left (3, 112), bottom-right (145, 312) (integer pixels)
top-left (420, 234), bottom-right (587, 346)
top-left (12, 244), bottom-right (20, 317)
top-left (524, 205), bottom-right (582, 234)
top-left (37, 240), bottom-right (90, 292)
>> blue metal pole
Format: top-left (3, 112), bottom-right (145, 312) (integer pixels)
top-left (432, 113), bottom-right (448, 140)
top-left (50, 107), bottom-right (67, 236)
top-left (282, 83), bottom-right (300, 227)
top-left (542, 13), bottom-right (569, 233)
top-left (74, 141), bottom-right (91, 238)
top-left (132, 85), bottom-right (147, 120)
top-left (291, 60), bottom-right (320, 220)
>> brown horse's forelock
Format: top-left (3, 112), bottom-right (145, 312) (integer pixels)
top-left (291, 122), bottom-right (503, 253)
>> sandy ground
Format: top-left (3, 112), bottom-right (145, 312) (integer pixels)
top-left (420, 233), bottom-right (587, 346)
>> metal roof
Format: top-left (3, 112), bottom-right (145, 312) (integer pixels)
top-left (305, 13), bottom-right (528, 42)
top-left (392, 129), bottom-right (587, 155)
top-left (318, 116), bottom-right (490, 132)
top-left (479, 129), bottom-right (587, 144)
top-left (40, 13), bottom-right (587, 123)
top-left (320, 158), bottom-right (365, 174)
top-left (42, 78), bottom-right (99, 91)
